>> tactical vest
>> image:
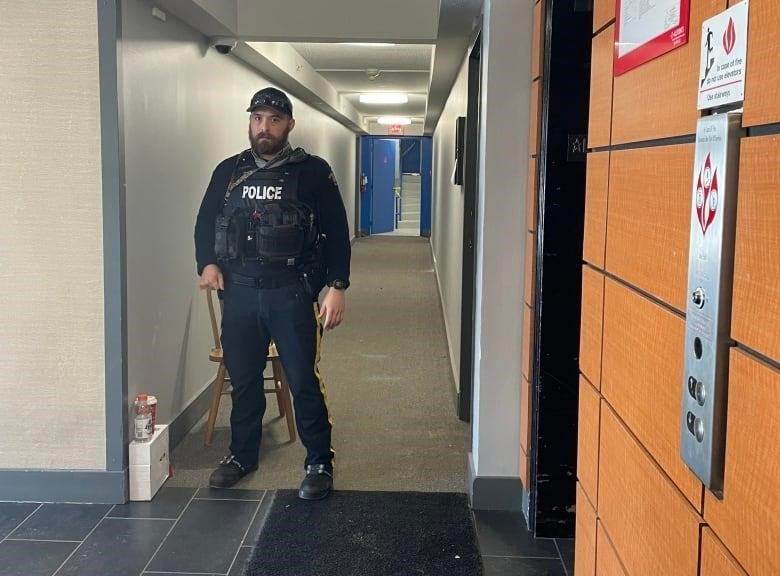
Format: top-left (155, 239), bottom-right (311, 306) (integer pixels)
top-left (214, 153), bottom-right (320, 272)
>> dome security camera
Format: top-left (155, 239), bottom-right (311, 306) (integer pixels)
top-left (211, 37), bottom-right (238, 55)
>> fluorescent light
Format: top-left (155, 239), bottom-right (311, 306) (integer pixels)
top-left (340, 42), bottom-right (396, 47)
top-left (377, 116), bottom-right (412, 125)
top-left (360, 93), bottom-right (408, 104)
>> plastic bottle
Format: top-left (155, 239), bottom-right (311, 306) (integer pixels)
top-left (134, 393), bottom-right (153, 442)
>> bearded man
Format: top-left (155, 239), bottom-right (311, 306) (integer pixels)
top-left (194, 87), bottom-right (351, 499)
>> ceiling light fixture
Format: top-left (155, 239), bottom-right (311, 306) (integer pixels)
top-left (340, 42), bottom-right (396, 47)
top-left (360, 93), bottom-right (408, 104)
top-left (377, 116), bottom-right (412, 125)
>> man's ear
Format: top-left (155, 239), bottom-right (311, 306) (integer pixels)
top-left (288, 118), bottom-right (296, 133)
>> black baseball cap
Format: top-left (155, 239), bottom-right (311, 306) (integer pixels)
top-left (246, 87), bottom-right (293, 117)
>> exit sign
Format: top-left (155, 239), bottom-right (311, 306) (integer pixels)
top-left (388, 124), bottom-right (404, 135)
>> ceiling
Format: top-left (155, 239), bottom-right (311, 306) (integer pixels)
top-left (151, 0), bottom-right (483, 134)
top-left (289, 43), bottom-right (432, 121)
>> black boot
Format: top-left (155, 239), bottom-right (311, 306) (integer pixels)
top-left (209, 455), bottom-right (258, 489)
top-left (298, 464), bottom-right (333, 500)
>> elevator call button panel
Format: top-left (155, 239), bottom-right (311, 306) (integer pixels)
top-left (680, 112), bottom-right (742, 497)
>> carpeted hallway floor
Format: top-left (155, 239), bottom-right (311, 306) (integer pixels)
top-left (168, 236), bottom-right (470, 492)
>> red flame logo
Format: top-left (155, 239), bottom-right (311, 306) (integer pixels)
top-left (723, 17), bottom-right (736, 55)
top-left (695, 154), bottom-right (718, 235)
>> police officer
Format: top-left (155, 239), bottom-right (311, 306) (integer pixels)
top-left (194, 87), bottom-right (351, 500)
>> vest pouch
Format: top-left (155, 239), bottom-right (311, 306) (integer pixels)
top-left (251, 201), bottom-right (312, 262)
top-left (227, 213), bottom-right (249, 259)
top-left (214, 214), bottom-right (231, 260)
top-left (255, 222), bottom-right (305, 261)
top-left (215, 210), bottom-right (251, 260)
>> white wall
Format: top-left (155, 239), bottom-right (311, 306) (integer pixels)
top-left (122, 0), bottom-right (356, 426)
top-left (471, 0), bottom-right (532, 476)
top-left (0, 1), bottom-right (106, 470)
top-left (431, 56), bottom-right (469, 389)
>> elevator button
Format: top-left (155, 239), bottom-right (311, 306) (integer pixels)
top-left (691, 287), bottom-right (706, 308)
top-left (695, 380), bottom-right (706, 406)
top-left (688, 376), bottom-right (698, 399)
top-left (694, 418), bottom-right (705, 442)
top-left (686, 411), bottom-right (696, 434)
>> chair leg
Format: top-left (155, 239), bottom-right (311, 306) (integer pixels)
top-left (278, 365), bottom-right (296, 443)
top-left (270, 358), bottom-right (286, 417)
top-left (204, 362), bottom-right (227, 446)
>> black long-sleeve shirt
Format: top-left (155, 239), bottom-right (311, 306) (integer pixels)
top-left (194, 150), bottom-right (351, 285)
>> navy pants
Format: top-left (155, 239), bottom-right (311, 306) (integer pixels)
top-left (220, 279), bottom-right (333, 470)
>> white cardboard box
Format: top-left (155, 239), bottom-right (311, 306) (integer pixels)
top-left (129, 425), bottom-right (170, 501)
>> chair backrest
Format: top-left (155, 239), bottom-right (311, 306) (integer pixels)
top-left (205, 289), bottom-right (224, 350)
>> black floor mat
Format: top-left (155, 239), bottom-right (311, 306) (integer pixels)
top-left (244, 490), bottom-right (483, 576)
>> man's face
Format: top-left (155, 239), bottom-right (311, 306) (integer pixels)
top-left (248, 108), bottom-right (295, 156)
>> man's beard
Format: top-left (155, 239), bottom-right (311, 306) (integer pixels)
top-left (249, 128), bottom-right (289, 156)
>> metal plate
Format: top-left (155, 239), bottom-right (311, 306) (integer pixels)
top-left (680, 112), bottom-right (742, 496)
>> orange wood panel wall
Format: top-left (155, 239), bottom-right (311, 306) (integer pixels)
top-left (596, 522), bottom-right (628, 576)
top-left (531, 0), bottom-right (543, 80)
top-left (731, 135), bottom-right (780, 361)
top-left (703, 350), bottom-right (779, 576)
top-left (700, 528), bottom-right (748, 576)
top-left (520, 377), bottom-right (531, 455)
top-left (588, 25), bottom-right (613, 148)
top-left (598, 404), bottom-right (703, 575)
top-left (582, 151), bottom-right (609, 268)
top-left (529, 80), bottom-right (541, 154)
top-left (519, 0), bottom-right (546, 492)
top-left (579, 1), bottom-right (780, 574)
top-left (527, 157), bottom-right (537, 231)
top-left (575, 482), bottom-right (596, 576)
top-left (601, 279), bottom-right (701, 507)
top-left (524, 231), bottom-right (535, 306)
top-left (606, 145), bottom-right (693, 311)
top-left (579, 266), bottom-right (604, 388)
top-left (742, 0), bottom-right (780, 126)
top-left (593, 0), bottom-right (615, 32)
top-left (576, 376), bottom-right (600, 504)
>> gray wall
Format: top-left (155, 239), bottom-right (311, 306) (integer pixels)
top-left (431, 56), bottom-right (469, 389)
top-left (122, 0), bottom-right (357, 428)
top-left (431, 0), bottom-right (532, 481)
top-left (471, 0), bottom-right (532, 477)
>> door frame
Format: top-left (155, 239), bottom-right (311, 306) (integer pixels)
top-left (458, 29), bottom-right (482, 422)
top-left (358, 135), bottom-right (432, 236)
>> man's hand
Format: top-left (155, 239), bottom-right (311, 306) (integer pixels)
top-left (319, 288), bottom-right (346, 330)
top-left (198, 264), bottom-right (224, 291)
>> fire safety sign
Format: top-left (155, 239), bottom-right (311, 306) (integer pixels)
top-left (698, 1), bottom-right (749, 110)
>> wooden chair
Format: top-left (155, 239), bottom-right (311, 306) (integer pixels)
top-left (203, 288), bottom-right (296, 445)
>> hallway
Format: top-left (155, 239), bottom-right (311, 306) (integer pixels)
top-left (0, 237), bottom-right (572, 576)
top-left (168, 235), bottom-right (470, 492)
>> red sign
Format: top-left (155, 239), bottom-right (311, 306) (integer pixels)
top-left (388, 124), bottom-right (404, 135)
top-left (722, 17), bottom-right (736, 55)
top-left (695, 153), bottom-right (718, 236)
top-left (614, 0), bottom-right (691, 76)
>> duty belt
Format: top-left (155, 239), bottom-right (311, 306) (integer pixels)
top-left (229, 272), bottom-right (300, 289)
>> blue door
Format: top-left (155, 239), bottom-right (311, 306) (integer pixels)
top-left (371, 139), bottom-right (397, 234)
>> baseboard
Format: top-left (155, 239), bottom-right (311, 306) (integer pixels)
top-left (0, 383), bottom-right (212, 503)
top-left (168, 382), bottom-right (214, 450)
top-left (466, 452), bottom-right (524, 511)
top-left (0, 469), bottom-right (126, 504)
top-left (430, 245), bottom-right (461, 414)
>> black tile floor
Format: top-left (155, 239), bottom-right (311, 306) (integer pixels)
top-left (0, 487), bottom-right (573, 576)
